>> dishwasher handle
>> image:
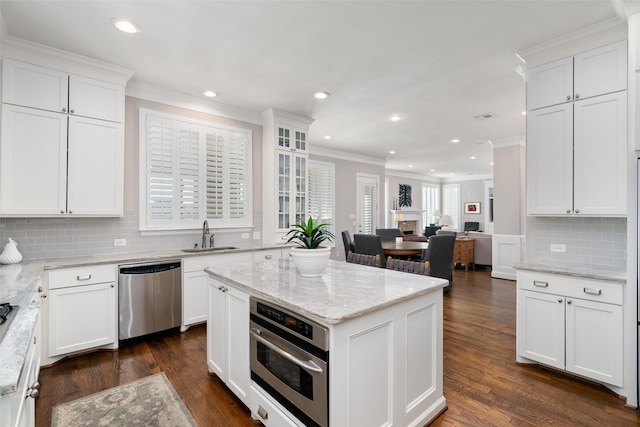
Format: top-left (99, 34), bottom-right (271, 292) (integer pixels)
top-left (119, 261), bottom-right (181, 275)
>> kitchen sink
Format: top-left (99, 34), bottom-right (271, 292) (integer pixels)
top-left (182, 246), bottom-right (239, 253)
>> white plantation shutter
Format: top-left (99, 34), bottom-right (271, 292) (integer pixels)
top-left (177, 124), bottom-right (200, 224)
top-left (308, 161), bottom-right (335, 241)
top-left (363, 183), bottom-right (377, 235)
top-left (421, 183), bottom-right (440, 226)
top-left (442, 183), bottom-right (460, 230)
top-left (146, 115), bottom-right (175, 225)
top-left (206, 132), bottom-right (225, 220)
top-left (228, 132), bottom-right (248, 220)
top-left (140, 109), bottom-right (251, 230)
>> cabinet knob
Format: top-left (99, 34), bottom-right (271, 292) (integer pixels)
top-left (575, 94), bottom-right (580, 99)
top-left (110, 284), bottom-right (115, 288)
top-left (567, 300), bottom-right (572, 304)
top-left (70, 109), bottom-right (75, 114)
top-left (42, 294), bottom-right (47, 299)
top-left (26, 388), bottom-right (39, 399)
top-left (566, 95), bottom-right (571, 101)
top-left (574, 209), bottom-right (579, 214)
top-left (558, 298), bottom-right (563, 303)
top-left (61, 210), bottom-right (65, 214)
top-left (257, 405), bottom-right (269, 420)
top-left (31, 382), bottom-right (40, 390)
top-left (62, 107), bottom-right (67, 113)
top-left (566, 209), bottom-right (571, 214)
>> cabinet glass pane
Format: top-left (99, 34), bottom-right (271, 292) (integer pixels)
top-left (278, 153), bottom-right (291, 229)
top-left (295, 130), bottom-right (306, 151)
top-left (278, 127), bottom-right (290, 149)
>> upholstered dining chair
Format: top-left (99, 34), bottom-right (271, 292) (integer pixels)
top-left (435, 229), bottom-right (457, 236)
top-left (347, 251), bottom-right (382, 267)
top-left (420, 234), bottom-right (456, 292)
top-left (341, 230), bottom-right (356, 260)
top-left (375, 228), bottom-right (403, 242)
top-left (385, 257), bottom-right (429, 275)
top-left (353, 234), bottom-right (386, 268)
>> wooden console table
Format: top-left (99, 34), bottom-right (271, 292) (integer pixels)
top-left (454, 238), bottom-right (475, 271)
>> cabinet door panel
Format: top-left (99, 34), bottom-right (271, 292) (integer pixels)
top-left (49, 282), bottom-right (116, 356)
top-left (526, 104), bottom-right (573, 215)
top-left (183, 271), bottom-right (209, 326)
top-left (225, 286), bottom-right (250, 406)
top-left (573, 40), bottom-right (627, 101)
top-left (516, 290), bottom-right (565, 369)
top-left (2, 59), bottom-right (68, 112)
top-left (207, 279), bottom-right (226, 377)
top-left (69, 75), bottom-right (124, 122)
top-left (565, 299), bottom-right (623, 387)
top-left (573, 92), bottom-right (627, 215)
top-left (527, 57), bottom-right (573, 110)
top-left (0, 105), bottom-right (67, 215)
top-left (67, 116), bottom-right (123, 216)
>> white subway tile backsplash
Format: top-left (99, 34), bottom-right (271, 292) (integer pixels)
top-left (529, 217), bottom-right (626, 273)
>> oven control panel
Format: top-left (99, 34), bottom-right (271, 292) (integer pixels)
top-left (256, 301), bottom-right (314, 340)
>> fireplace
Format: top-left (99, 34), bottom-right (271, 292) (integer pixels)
top-left (398, 220), bottom-right (418, 235)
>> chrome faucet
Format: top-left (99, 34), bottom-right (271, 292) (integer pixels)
top-left (202, 220), bottom-right (209, 248)
top-left (209, 233), bottom-right (215, 249)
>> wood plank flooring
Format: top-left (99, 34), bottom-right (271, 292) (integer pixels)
top-left (35, 269), bottom-right (638, 426)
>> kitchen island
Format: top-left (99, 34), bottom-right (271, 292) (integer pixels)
top-left (205, 258), bottom-right (448, 427)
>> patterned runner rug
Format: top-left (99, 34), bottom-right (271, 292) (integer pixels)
top-left (51, 372), bottom-right (199, 426)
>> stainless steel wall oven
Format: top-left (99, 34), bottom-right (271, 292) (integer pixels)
top-left (249, 297), bottom-right (329, 427)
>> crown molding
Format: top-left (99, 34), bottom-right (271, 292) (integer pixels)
top-left (440, 173), bottom-right (494, 184)
top-left (619, 0), bottom-right (640, 17)
top-left (126, 80), bottom-right (262, 125)
top-left (0, 36), bottom-right (134, 85)
top-left (263, 108), bottom-right (315, 128)
top-left (385, 170), bottom-right (443, 183)
top-left (518, 17), bottom-right (627, 68)
top-left (493, 136), bottom-right (526, 149)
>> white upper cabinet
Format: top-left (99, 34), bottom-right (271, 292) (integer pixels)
top-left (2, 59), bottom-right (68, 112)
top-left (2, 59), bottom-right (123, 122)
top-left (527, 40), bottom-right (627, 110)
top-left (0, 59), bottom-right (125, 217)
top-left (526, 40), bottom-right (627, 216)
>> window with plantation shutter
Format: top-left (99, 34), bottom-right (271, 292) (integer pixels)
top-left (442, 183), bottom-right (460, 230)
top-left (421, 183), bottom-right (440, 226)
top-left (140, 109), bottom-right (251, 231)
top-left (308, 161), bottom-right (335, 243)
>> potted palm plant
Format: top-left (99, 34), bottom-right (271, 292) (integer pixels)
top-left (286, 216), bottom-right (335, 277)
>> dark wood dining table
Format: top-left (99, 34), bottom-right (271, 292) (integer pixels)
top-left (381, 240), bottom-right (429, 257)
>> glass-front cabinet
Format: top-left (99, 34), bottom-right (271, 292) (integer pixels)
top-left (276, 126), bottom-right (307, 234)
top-left (262, 109), bottom-right (314, 245)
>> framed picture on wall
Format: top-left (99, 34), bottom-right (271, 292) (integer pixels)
top-left (465, 202), bottom-right (481, 214)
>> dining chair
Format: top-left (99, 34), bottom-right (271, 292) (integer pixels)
top-left (346, 251), bottom-right (381, 267)
top-left (420, 234), bottom-right (456, 292)
top-left (353, 234), bottom-right (386, 268)
top-left (341, 230), bottom-right (356, 260)
top-left (385, 257), bottom-right (429, 275)
top-left (435, 229), bottom-right (457, 236)
top-left (375, 228), bottom-right (404, 241)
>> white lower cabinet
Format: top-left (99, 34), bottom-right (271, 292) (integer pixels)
top-left (182, 250), bottom-right (283, 330)
top-left (0, 309), bottom-right (40, 427)
top-left (516, 271), bottom-right (623, 388)
top-left (44, 265), bottom-right (117, 362)
top-left (207, 278), bottom-right (250, 407)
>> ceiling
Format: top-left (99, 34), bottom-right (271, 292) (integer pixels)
top-left (0, 0), bottom-right (623, 179)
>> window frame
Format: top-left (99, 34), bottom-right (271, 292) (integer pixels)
top-left (139, 108), bottom-right (252, 233)
top-left (442, 183), bottom-right (460, 230)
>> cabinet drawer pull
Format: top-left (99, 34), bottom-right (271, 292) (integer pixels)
top-left (583, 287), bottom-right (602, 296)
top-left (76, 274), bottom-right (92, 281)
top-left (533, 280), bottom-right (548, 288)
top-left (264, 254), bottom-right (273, 259)
top-left (257, 405), bottom-right (268, 420)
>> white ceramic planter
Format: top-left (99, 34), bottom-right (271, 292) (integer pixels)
top-left (290, 246), bottom-right (331, 277)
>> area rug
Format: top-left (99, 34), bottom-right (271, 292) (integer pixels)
top-left (51, 372), bottom-right (199, 426)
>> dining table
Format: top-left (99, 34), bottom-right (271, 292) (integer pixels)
top-left (381, 240), bottom-right (429, 258)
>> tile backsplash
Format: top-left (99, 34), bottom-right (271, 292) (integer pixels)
top-left (528, 216), bottom-right (627, 273)
top-left (0, 210), bottom-right (259, 261)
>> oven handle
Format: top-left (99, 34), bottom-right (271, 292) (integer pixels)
top-left (250, 328), bottom-right (324, 373)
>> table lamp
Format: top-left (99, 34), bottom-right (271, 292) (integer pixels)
top-left (439, 215), bottom-right (454, 230)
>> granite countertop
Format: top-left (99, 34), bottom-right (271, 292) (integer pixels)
top-left (513, 262), bottom-right (626, 284)
top-left (206, 258), bottom-right (448, 325)
top-left (0, 243), bottom-right (287, 396)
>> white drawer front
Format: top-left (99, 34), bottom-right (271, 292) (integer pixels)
top-left (250, 385), bottom-right (302, 427)
top-left (48, 264), bottom-right (116, 289)
top-left (517, 271), bottom-right (623, 305)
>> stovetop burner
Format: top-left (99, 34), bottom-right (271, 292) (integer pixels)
top-left (0, 302), bottom-right (19, 344)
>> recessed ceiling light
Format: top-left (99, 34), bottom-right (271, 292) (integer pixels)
top-left (408, 165), bottom-right (413, 168)
top-left (389, 150), bottom-right (396, 154)
top-left (490, 162), bottom-right (494, 166)
top-left (522, 111), bottom-right (527, 116)
top-left (470, 156), bottom-right (476, 160)
top-left (314, 91), bottom-right (330, 99)
top-left (203, 91), bottom-right (218, 98)
top-left (112, 18), bottom-right (141, 34)
top-left (451, 138), bottom-right (460, 143)
top-left (430, 169), bottom-right (436, 172)
top-left (390, 115), bottom-right (402, 122)
top-left (324, 135), bottom-right (332, 140)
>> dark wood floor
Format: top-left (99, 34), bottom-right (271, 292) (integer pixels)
top-left (36, 269), bottom-right (638, 426)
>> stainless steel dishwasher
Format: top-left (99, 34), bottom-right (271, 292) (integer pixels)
top-left (118, 260), bottom-right (182, 340)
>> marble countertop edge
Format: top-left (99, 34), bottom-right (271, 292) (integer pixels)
top-left (513, 262), bottom-right (626, 283)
